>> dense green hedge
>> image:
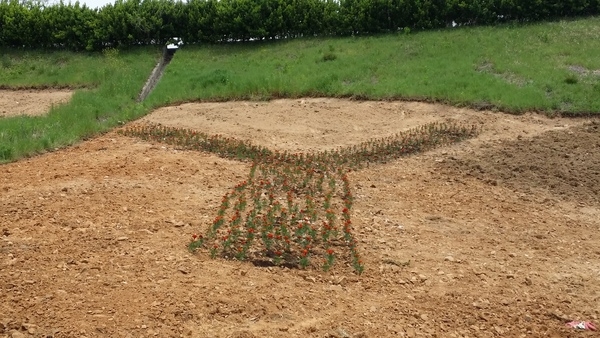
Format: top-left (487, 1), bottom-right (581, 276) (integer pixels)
top-left (1, 0), bottom-right (599, 50)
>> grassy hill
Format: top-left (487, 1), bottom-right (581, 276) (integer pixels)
top-left (149, 17), bottom-right (600, 115)
top-left (1, 17), bottom-right (599, 163)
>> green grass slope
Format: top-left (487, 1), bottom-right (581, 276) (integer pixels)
top-left (149, 17), bottom-right (600, 115)
top-left (0, 48), bottom-right (160, 162)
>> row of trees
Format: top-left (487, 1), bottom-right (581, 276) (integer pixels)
top-left (1, 0), bottom-right (599, 50)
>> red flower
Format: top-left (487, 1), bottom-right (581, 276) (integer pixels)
top-left (327, 249), bottom-right (334, 255)
top-left (192, 233), bottom-right (198, 240)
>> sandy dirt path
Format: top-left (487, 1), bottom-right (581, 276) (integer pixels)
top-left (0, 90), bottom-right (73, 118)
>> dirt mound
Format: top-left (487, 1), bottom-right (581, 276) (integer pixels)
top-left (441, 121), bottom-right (600, 204)
top-left (0, 89), bottom-right (73, 118)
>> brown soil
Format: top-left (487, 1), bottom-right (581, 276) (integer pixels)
top-left (1, 98), bottom-right (599, 338)
top-left (0, 90), bottom-right (73, 118)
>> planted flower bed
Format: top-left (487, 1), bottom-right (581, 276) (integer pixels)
top-left (120, 121), bottom-right (478, 273)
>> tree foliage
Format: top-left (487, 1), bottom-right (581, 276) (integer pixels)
top-left (1, 0), bottom-right (599, 50)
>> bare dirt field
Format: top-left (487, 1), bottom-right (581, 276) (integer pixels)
top-left (1, 98), bottom-right (599, 338)
top-left (0, 90), bottom-right (73, 118)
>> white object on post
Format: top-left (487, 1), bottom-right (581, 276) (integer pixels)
top-left (166, 37), bottom-right (183, 50)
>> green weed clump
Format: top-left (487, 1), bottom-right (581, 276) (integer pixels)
top-left (121, 122), bottom-right (478, 273)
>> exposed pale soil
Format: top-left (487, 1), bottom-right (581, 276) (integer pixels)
top-left (0, 90), bottom-right (73, 118)
top-left (1, 98), bottom-right (599, 338)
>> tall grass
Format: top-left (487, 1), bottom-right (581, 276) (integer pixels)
top-left (148, 17), bottom-right (600, 115)
top-left (1, 48), bottom-right (122, 88)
